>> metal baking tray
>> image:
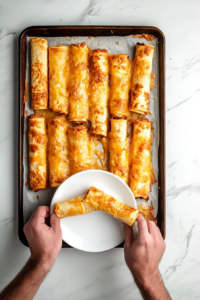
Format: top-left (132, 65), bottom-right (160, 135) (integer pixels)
top-left (19, 26), bottom-right (165, 248)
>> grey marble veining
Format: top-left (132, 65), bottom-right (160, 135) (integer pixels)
top-left (1, 0), bottom-right (200, 299)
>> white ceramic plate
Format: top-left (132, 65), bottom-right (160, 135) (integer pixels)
top-left (50, 170), bottom-right (136, 252)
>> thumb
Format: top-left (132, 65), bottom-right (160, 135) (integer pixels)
top-left (50, 212), bottom-right (61, 231)
top-left (123, 223), bottom-right (134, 248)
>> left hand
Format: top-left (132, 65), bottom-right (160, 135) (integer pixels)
top-left (24, 206), bottom-right (62, 272)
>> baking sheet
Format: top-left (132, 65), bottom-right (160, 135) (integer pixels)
top-left (23, 35), bottom-right (159, 224)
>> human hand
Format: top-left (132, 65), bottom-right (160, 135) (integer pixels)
top-left (24, 206), bottom-right (62, 272)
top-left (123, 214), bottom-right (166, 287)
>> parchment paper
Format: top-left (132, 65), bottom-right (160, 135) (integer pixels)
top-left (23, 35), bottom-right (159, 224)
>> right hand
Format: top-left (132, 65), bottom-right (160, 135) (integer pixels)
top-left (24, 206), bottom-right (62, 272)
top-left (123, 214), bottom-right (166, 286)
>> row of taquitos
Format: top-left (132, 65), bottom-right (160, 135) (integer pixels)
top-left (28, 115), bottom-right (152, 200)
top-left (31, 38), bottom-right (154, 137)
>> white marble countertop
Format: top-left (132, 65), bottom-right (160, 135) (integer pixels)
top-left (1, 0), bottom-right (200, 299)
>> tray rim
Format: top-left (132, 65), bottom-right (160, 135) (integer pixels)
top-left (18, 25), bottom-right (165, 248)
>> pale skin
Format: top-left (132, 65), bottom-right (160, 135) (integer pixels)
top-left (0, 207), bottom-right (171, 300)
top-left (123, 214), bottom-right (171, 300)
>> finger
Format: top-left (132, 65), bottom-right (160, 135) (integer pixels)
top-left (151, 224), bottom-right (166, 252)
top-left (156, 225), bottom-right (162, 235)
top-left (33, 206), bottom-right (50, 224)
top-left (137, 214), bottom-right (149, 241)
top-left (155, 225), bottom-right (164, 240)
top-left (123, 223), bottom-right (134, 248)
top-left (23, 211), bottom-right (35, 234)
top-left (147, 220), bottom-right (157, 235)
top-left (50, 212), bottom-right (61, 232)
top-left (23, 222), bottom-right (28, 235)
top-left (28, 211), bottom-right (35, 223)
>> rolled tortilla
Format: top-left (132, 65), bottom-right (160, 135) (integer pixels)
top-left (68, 42), bottom-right (89, 122)
top-left (31, 38), bottom-right (48, 109)
top-left (109, 119), bottom-right (128, 184)
top-left (48, 116), bottom-right (70, 188)
top-left (129, 44), bottom-right (154, 114)
top-left (68, 125), bottom-right (93, 175)
top-left (55, 195), bottom-right (95, 218)
top-left (49, 46), bottom-right (69, 114)
top-left (28, 115), bottom-right (47, 191)
top-left (85, 186), bottom-right (139, 226)
top-left (89, 49), bottom-right (109, 137)
top-left (109, 54), bottom-right (130, 118)
top-left (130, 119), bottom-right (151, 199)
